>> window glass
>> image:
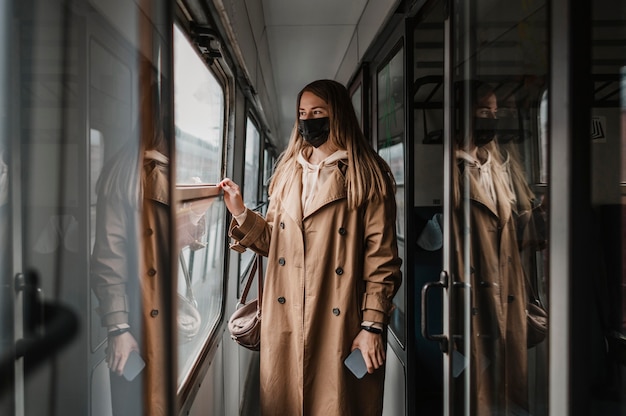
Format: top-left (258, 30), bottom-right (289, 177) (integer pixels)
top-left (411, 2), bottom-right (445, 410)
top-left (174, 25), bottom-right (224, 185)
top-left (351, 84), bottom-right (363, 127)
top-left (451, 2), bottom-right (549, 414)
top-left (173, 24), bottom-right (226, 390)
top-left (239, 116), bottom-right (262, 276)
top-left (243, 116), bottom-right (261, 208)
top-left (377, 45), bottom-right (406, 347)
top-left (262, 147), bottom-right (273, 211)
top-left (175, 196), bottom-right (225, 387)
top-left (589, 1), bottom-right (626, 413)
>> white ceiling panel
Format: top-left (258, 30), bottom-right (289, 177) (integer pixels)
top-left (262, 0), bottom-right (368, 26)
top-left (257, 0), bottom-right (395, 146)
top-left (267, 23), bottom-right (357, 141)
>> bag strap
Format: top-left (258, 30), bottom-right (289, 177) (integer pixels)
top-left (239, 254), bottom-right (263, 309)
top-left (524, 269), bottom-right (543, 307)
top-left (179, 252), bottom-right (197, 306)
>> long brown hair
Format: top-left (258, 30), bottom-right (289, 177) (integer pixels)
top-left (269, 79), bottom-right (395, 209)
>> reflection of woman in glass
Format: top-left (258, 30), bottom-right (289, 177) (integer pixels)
top-left (451, 80), bottom-right (530, 414)
top-left (496, 89), bottom-right (547, 265)
top-left (90, 75), bottom-right (170, 416)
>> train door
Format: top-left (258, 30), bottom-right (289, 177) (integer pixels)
top-left (419, 0), bottom-right (551, 414)
top-left (411, 2), bottom-right (446, 414)
top-left (444, 1), bottom-right (550, 414)
top-left (420, 0), bottom-right (626, 414)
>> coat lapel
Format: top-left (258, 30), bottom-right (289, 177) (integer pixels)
top-left (303, 164), bottom-right (347, 220)
top-left (281, 165), bottom-right (304, 228)
top-left (464, 165), bottom-right (512, 227)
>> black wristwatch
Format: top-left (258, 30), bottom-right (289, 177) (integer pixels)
top-left (361, 325), bottom-right (383, 334)
top-left (108, 327), bottom-right (130, 337)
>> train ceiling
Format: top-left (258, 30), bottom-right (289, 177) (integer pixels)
top-left (184, 0), bottom-right (401, 151)
top-left (261, 0), bottom-right (374, 146)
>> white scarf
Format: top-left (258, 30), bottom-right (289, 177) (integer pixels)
top-left (297, 150), bottom-right (348, 213)
top-left (456, 149), bottom-right (498, 206)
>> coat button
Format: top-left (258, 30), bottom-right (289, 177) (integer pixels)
top-left (148, 268), bottom-right (157, 277)
top-left (150, 309), bottom-right (159, 317)
top-left (278, 257), bottom-right (286, 266)
top-left (507, 295), bottom-right (515, 303)
top-left (338, 227), bottom-right (346, 235)
top-left (280, 221), bottom-right (285, 229)
top-left (335, 267), bottom-right (343, 275)
top-left (146, 228), bottom-right (154, 236)
top-left (332, 308), bottom-right (340, 316)
top-left (472, 307), bottom-right (479, 315)
top-left (278, 297), bottom-right (286, 304)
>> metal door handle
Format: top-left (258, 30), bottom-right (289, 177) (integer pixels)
top-left (421, 270), bottom-right (449, 353)
top-left (0, 271), bottom-right (78, 395)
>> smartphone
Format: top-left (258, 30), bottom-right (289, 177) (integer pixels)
top-left (122, 350), bottom-right (146, 382)
top-left (344, 348), bottom-right (367, 379)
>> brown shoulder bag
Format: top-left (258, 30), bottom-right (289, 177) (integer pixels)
top-left (228, 254), bottom-right (263, 351)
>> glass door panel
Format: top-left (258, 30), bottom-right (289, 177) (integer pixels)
top-left (412, 1), bottom-right (445, 414)
top-left (589, 0), bottom-right (626, 413)
top-left (448, 1), bottom-right (549, 414)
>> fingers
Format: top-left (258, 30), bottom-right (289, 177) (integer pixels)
top-left (219, 178), bottom-right (239, 194)
top-left (218, 178), bottom-right (245, 216)
top-left (107, 342), bottom-right (126, 376)
top-left (106, 333), bottom-right (139, 376)
top-left (352, 330), bottom-right (386, 374)
top-left (363, 342), bottom-right (384, 372)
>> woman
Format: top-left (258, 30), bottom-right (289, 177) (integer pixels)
top-left (220, 79), bottom-right (402, 415)
top-left (451, 80), bottom-right (529, 415)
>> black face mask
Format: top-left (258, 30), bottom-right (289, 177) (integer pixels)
top-left (473, 117), bottom-right (498, 147)
top-left (298, 117), bottom-right (330, 148)
top-left (497, 115), bottom-right (522, 143)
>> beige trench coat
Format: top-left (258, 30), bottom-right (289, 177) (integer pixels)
top-left (452, 157), bottom-right (528, 415)
top-left (229, 160), bottom-right (402, 416)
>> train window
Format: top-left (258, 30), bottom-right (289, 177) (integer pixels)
top-left (352, 85), bottom-right (363, 127)
top-left (174, 25), bottom-right (224, 185)
top-left (237, 115), bottom-right (262, 272)
top-left (377, 44), bottom-right (406, 347)
top-left (262, 146), bottom-right (273, 206)
top-left (243, 115), bottom-right (261, 208)
top-left (173, 23), bottom-right (226, 389)
top-left (350, 68), bottom-right (369, 138)
top-left (538, 89), bottom-right (548, 184)
top-left (175, 197), bottom-right (225, 387)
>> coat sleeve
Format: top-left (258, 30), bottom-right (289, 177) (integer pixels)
top-left (90, 195), bottom-right (135, 327)
top-left (228, 203), bottom-right (274, 257)
top-left (360, 193), bottom-right (403, 324)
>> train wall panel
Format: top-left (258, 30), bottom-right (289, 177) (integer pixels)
top-left (189, 340), bottom-right (225, 415)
